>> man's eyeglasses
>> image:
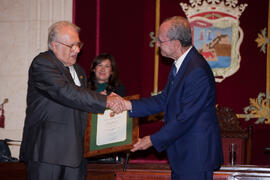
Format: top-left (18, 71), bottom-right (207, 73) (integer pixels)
top-left (156, 37), bottom-right (172, 44)
top-left (55, 41), bottom-right (84, 51)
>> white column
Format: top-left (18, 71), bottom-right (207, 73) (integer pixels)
top-left (0, 0), bottom-right (73, 158)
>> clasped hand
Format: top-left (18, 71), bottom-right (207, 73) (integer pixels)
top-left (106, 92), bottom-right (131, 114)
top-left (106, 93), bottom-right (152, 152)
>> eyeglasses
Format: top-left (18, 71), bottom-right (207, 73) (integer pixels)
top-left (156, 37), bottom-right (172, 44)
top-left (55, 41), bottom-right (84, 51)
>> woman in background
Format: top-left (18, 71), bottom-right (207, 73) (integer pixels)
top-left (88, 53), bottom-right (125, 97)
top-left (88, 53), bottom-right (126, 163)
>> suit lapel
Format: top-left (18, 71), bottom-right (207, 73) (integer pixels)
top-left (165, 47), bottom-right (196, 104)
top-left (48, 50), bottom-right (77, 84)
top-left (73, 64), bottom-right (86, 87)
top-left (65, 67), bottom-right (75, 83)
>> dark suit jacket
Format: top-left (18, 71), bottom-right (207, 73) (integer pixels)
top-left (129, 47), bottom-right (223, 174)
top-left (20, 50), bottom-right (107, 167)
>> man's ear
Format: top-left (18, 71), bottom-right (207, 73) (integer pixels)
top-left (50, 41), bottom-right (56, 49)
top-left (51, 41), bottom-right (59, 51)
top-left (174, 40), bottom-right (181, 49)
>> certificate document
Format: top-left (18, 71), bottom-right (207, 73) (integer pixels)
top-left (96, 110), bottom-right (127, 146)
top-left (84, 94), bottom-right (139, 158)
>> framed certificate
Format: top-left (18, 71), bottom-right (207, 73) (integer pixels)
top-left (84, 94), bottom-right (139, 158)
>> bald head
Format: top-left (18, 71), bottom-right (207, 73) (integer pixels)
top-left (162, 16), bottom-right (192, 47)
top-left (48, 21), bottom-right (80, 50)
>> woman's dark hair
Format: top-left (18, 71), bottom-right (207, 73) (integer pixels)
top-left (88, 53), bottom-right (121, 93)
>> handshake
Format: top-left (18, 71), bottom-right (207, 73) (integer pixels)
top-left (106, 92), bottom-right (132, 114)
top-left (106, 92), bottom-right (153, 152)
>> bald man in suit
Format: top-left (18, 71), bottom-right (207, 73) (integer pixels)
top-left (124, 16), bottom-right (223, 180)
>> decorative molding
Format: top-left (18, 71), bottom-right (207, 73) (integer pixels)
top-left (237, 0), bottom-right (270, 124)
top-left (180, 0), bottom-right (247, 20)
top-left (149, 32), bottom-right (156, 48)
top-left (237, 92), bottom-right (270, 124)
top-left (255, 28), bottom-right (270, 54)
top-left (216, 105), bottom-right (248, 138)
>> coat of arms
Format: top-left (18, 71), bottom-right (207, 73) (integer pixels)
top-left (180, 0), bottom-right (248, 82)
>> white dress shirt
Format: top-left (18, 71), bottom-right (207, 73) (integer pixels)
top-left (174, 46), bottom-right (192, 74)
top-left (68, 65), bottom-right (81, 86)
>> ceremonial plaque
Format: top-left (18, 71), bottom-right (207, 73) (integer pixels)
top-left (84, 94), bottom-right (139, 158)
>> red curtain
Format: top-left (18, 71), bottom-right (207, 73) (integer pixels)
top-left (74, 0), bottom-right (270, 165)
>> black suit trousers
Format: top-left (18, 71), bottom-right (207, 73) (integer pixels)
top-left (26, 160), bottom-right (86, 180)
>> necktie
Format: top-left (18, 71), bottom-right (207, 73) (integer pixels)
top-left (65, 66), bottom-right (70, 72)
top-left (172, 64), bottom-right (177, 77)
top-left (65, 66), bottom-right (72, 78)
top-left (66, 66), bottom-right (81, 86)
top-left (168, 64), bottom-right (177, 92)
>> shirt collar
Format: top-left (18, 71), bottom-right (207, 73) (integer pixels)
top-left (174, 46), bottom-right (192, 73)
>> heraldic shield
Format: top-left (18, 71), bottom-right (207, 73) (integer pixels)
top-left (180, 0), bottom-right (248, 82)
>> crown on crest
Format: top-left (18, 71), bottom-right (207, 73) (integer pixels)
top-left (180, 0), bottom-right (248, 20)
